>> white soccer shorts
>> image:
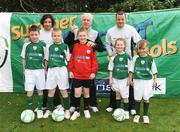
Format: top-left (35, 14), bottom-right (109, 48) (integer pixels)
top-left (25, 69), bottom-right (45, 91)
top-left (133, 79), bottom-right (153, 101)
top-left (46, 66), bottom-right (69, 90)
top-left (112, 78), bottom-right (129, 98)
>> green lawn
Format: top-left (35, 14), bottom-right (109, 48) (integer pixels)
top-left (0, 93), bottom-right (179, 132)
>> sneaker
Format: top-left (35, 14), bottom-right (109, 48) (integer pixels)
top-left (70, 111), bottom-right (80, 121)
top-left (90, 106), bottom-right (99, 112)
top-left (55, 105), bottom-right (64, 111)
top-left (84, 110), bottom-right (91, 119)
top-left (143, 116), bottom-right (150, 124)
top-left (130, 109), bottom-right (136, 115)
top-left (37, 110), bottom-right (43, 119)
top-left (106, 107), bottom-right (113, 112)
top-left (69, 106), bottom-right (76, 113)
top-left (133, 115), bottom-right (140, 123)
top-left (65, 110), bottom-right (71, 119)
top-left (124, 111), bottom-right (129, 119)
top-left (43, 110), bottom-right (52, 118)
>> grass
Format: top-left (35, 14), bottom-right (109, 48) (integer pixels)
top-left (0, 93), bottom-right (180, 132)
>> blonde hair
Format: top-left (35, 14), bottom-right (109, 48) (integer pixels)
top-left (136, 39), bottom-right (149, 50)
top-left (52, 28), bottom-right (63, 36)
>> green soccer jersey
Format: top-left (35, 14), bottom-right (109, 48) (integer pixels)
top-left (46, 43), bottom-right (70, 68)
top-left (21, 41), bottom-right (46, 69)
top-left (131, 55), bottom-right (157, 80)
top-left (108, 53), bottom-right (131, 79)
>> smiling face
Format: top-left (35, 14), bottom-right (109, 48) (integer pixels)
top-left (43, 18), bottom-right (53, 31)
top-left (115, 40), bottom-right (125, 53)
top-left (77, 30), bottom-right (88, 44)
top-left (116, 14), bottom-right (125, 28)
top-left (138, 43), bottom-right (148, 57)
top-left (29, 31), bottom-right (40, 43)
top-left (81, 14), bottom-right (92, 30)
top-left (52, 30), bottom-right (62, 44)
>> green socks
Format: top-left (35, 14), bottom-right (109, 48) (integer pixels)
top-left (116, 99), bottom-right (121, 108)
top-left (135, 101), bottom-right (141, 115)
top-left (37, 95), bottom-right (43, 110)
top-left (63, 97), bottom-right (70, 110)
top-left (27, 96), bottom-right (33, 110)
top-left (47, 96), bottom-right (54, 111)
top-left (143, 102), bottom-right (149, 116)
top-left (123, 103), bottom-right (129, 111)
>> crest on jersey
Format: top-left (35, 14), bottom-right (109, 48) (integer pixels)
top-left (119, 58), bottom-right (123, 61)
top-left (86, 50), bottom-right (91, 54)
top-left (55, 47), bottom-right (59, 51)
top-left (141, 60), bottom-right (145, 64)
top-left (33, 46), bottom-right (37, 50)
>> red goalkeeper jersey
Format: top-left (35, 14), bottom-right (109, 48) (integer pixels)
top-left (68, 43), bottom-right (98, 80)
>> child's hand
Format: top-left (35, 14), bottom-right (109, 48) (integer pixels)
top-left (152, 81), bottom-right (157, 89)
top-left (87, 41), bottom-right (95, 47)
top-left (89, 73), bottom-right (95, 79)
top-left (109, 78), bottom-right (112, 86)
top-left (70, 25), bottom-right (78, 33)
top-left (24, 38), bottom-right (30, 43)
top-left (69, 72), bottom-right (74, 78)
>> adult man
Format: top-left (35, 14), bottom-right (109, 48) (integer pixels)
top-left (65, 13), bottom-right (105, 113)
top-left (106, 11), bottom-right (142, 114)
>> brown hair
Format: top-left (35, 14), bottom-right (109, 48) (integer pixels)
top-left (116, 11), bottom-right (126, 19)
top-left (77, 28), bottom-right (87, 36)
top-left (115, 38), bottom-right (126, 47)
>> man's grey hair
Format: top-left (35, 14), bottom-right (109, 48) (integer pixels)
top-left (81, 13), bottom-right (93, 21)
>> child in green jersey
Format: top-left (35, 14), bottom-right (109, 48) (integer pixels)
top-left (108, 38), bottom-right (131, 119)
top-left (43, 28), bottom-right (70, 119)
top-left (21, 25), bottom-right (46, 119)
top-left (129, 39), bottom-right (157, 124)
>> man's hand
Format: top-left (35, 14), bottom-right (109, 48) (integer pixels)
top-left (70, 25), bottom-right (78, 33)
top-left (87, 41), bottom-right (96, 47)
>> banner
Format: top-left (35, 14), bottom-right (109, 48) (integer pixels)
top-left (0, 9), bottom-right (180, 97)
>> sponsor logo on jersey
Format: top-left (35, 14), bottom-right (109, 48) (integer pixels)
top-left (141, 60), bottom-right (145, 65)
top-left (55, 47), bottom-right (59, 51)
top-left (86, 50), bottom-right (91, 54)
top-left (119, 57), bottom-right (123, 61)
top-left (33, 46), bottom-right (37, 50)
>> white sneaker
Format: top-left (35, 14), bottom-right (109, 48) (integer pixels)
top-left (106, 107), bottom-right (113, 112)
top-left (143, 116), bottom-right (150, 124)
top-left (84, 110), bottom-right (91, 119)
top-left (70, 111), bottom-right (80, 121)
top-left (124, 111), bottom-right (129, 119)
top-left (133, 115), bottom-right (140, 123)
top-left (69, 106), bottom-right (76, 113)
top-left (65, 110), bottom-right (70, 119)
top-left (37, 110), bottom-right (43, 119)
top-left (130, 109), bottom-right (136, 115)
top-left (90, 106), bottom-right (99, 112)
top-left (34, 107), bottom-right (46, 112)
top-left (43, 110), bottom-right (52, 118)
top-left (55, 105), bottom-right (64, 111)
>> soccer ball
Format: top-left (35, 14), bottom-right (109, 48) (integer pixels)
top-left (52, 108), bottom-right (65, 122)
top-left (112, 108), bottom-right (126, 122)
top-left (21, 109), bottom-right (35, 123)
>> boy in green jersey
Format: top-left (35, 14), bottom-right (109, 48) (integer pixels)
top-left (43, 28), bottom-right (70, 119)
top-left (108, 38), bottom-right (131, 119)
top-left (21, 25), bottom-right (46, 119)
top-left (129, 40), bottom-right (157, 124)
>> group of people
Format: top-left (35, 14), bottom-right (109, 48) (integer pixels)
top-left (21, 11), bottom-right (157, 124)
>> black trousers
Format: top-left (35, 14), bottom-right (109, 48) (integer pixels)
top-left (107, 86), bottom-right (135, 110)
top-left (42, 86), bottom-right (61, 107)
top-left (70, 79), bottom-right (97, 107)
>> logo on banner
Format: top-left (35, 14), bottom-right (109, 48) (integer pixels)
top-left (0, 36), bottom-right (8, 68)
top-left (153, 78), bottom-right (166, 95)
